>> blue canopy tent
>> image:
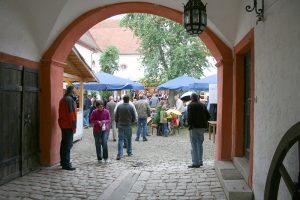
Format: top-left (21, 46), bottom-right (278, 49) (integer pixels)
top-left (200, 74), bottom-right (217, 84)
top-left (189, 74), bottom-right (217, 90)
top-left (128, 80), bottom-right (144, 90)
top-left (75, 71), bottom-right (144, 90)
top-left (157, 75), bottom-right (206, 90)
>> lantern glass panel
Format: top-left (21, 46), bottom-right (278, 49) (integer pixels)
top-left (192, 9), bottom-right (200, 23)
top-left (200, 25), bottom-right (205, 31)
top-left (185, 11), bottom-right (190, 24)
top-left (201, 11), bottom-right (207, 25)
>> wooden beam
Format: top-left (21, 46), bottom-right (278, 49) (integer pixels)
top-left (63, 77), bottom-right (76, 83)
top-left (63, 72), bottom-right (81, 81)
top-left (66, 60), bottom-right (83, 76)
top-left (79, 81), bottom-right (83, 110)
top-left (82, 78), bottom-right (99, 82)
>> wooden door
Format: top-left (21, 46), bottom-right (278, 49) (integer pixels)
top-left (0, 62), bottom-right (39, 184)
top-left (21, 68), bottom-right (39, 175)
top-left (0, 63), bottom-right (23, 185)
top-left (244, 52), bottom-right (251, 159)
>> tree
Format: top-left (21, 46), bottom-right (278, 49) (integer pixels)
top-left (99, 45), bottom-right (120, 74)
top-left (100, 91), bottom-right (113, 102)
top-left (98, 45), bottom-right (119, 100)
top-left (120, 14), bottom-right (210, 86)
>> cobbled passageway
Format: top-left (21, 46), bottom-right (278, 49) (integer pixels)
top-left (0, 127), bottom-right (226, 200)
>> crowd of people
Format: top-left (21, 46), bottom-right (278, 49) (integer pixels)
top-left (58, 86), bottom-right (210, 170)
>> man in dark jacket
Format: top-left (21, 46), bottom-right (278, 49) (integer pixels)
top-left (58, 86), bottom-right (77, 170)
top-left (187, 93), bottom-right (210, 168)
top-left (115, 95), bottom-right (136, 160)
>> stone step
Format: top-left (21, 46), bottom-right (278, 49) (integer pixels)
top-left (233, 157), bottom-right (250, 182)
top-left (215, 161), bottom-right (253, 200)
top-left (98, 170), bottom-right (141, 200)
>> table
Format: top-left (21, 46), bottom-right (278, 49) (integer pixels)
top-left (150, 108), bottom-right (156, 112)
top-left (208, 121), bottom-right (217, 143)
top-left (147, 117), bottom-right (152, 124)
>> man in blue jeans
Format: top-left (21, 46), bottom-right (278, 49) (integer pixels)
top-left (58, 86), bottom-right (77, 170)
top-left (187, 93), bottom-right (210, 168)
top-left (83, 93), bottom-right (92, 128)
top-left (134, 95), bottom-right (151, 141)
top-left (115, 95), bottom-right (136, 160)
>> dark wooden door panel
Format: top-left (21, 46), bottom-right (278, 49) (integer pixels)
top-left (244, 52), bottom-right (251, 159)
top-left (0, 62), bottom-right (23, 88)
top-left (0, 62), bottom-right (39, 184)
top-left (21, 68), bottom-right (39, 175)
top-left (0, 64), bottom-right (23, 185)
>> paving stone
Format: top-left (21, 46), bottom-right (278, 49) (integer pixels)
top-left (87, 196), bottom-right (98, 200)
top-left (176, 185), bottom-right (187, 190)
top-left (30, 193), bottom-right (44, 199)
top-left (131, 181), bottom-right (145, 193)
top-left (177, 196), bottom-right (190, 200)
top-left (0, 129), bottom-right (226, 200)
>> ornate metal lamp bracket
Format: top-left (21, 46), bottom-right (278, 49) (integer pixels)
top-left (245, 0), bottom-right (264, 24)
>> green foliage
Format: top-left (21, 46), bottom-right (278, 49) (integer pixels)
top-left (100, 91), bottom-right (113, 101)
top-left (99, 45), bottom-right (120, 74)
top-left (120, 14), bottom-right (210, 86)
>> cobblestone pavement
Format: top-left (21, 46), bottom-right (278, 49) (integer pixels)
top-left (0, 127), bottom-right (226, 200)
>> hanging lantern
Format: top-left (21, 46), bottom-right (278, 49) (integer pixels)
top-left (183, 0), bottom-right (207, 36)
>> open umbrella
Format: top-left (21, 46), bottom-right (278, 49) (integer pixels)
top-left (189, 74), bottom-right (217, 90)
top-left (157, 75), bottom-right (203, 90)
top-left (166, 109), bottom-right (182, 116)
top-left (74, 71), bottom-right (144, 90)
top-left (180, 91), bottom-right (193, 101)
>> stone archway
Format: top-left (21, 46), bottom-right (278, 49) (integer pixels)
top-left (40, 2), bottom-right (233, 165)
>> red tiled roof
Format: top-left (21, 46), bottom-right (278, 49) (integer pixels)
top-left (90, 19), bottom-right (141, 55)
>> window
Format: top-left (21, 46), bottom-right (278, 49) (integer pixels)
top-left (120, 64), bottom-right (127, 70)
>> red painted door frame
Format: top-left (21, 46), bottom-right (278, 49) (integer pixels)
top-left (232, 29), bottom-right (255, 187)
top-left (40, 2), bottom-right (233, 165)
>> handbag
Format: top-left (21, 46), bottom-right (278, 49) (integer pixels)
top-left (102, 122), bottom-right (106, 131)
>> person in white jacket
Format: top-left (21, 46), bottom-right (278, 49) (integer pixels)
top-left (174, 94), bottom-right (185, 128)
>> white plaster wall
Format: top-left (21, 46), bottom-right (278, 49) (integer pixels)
top-left (0, 1), bottom-right (40, 61)
top-left (234, 1), bottom-right (256, 45)
top-left (114, 55), bottom-right (144, 81)
top-left (252, 0), bottom-right (300, 199)
top-left (74, 44), bottom-right (101, 71)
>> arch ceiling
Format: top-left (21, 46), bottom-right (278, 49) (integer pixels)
top-left (8, 0), bottom-right (241, 55)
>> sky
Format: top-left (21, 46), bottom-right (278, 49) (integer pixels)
top-left (203, 57), bottom-right (217, 78)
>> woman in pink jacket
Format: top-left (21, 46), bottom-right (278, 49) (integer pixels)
top-left (90, 100), bottom-right (111, 162)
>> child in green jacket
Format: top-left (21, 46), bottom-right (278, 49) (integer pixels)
top-left (160, 105), bottom-right (169, 137)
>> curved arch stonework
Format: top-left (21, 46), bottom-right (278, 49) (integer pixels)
top-left (40, 2), bottom-right (233, 165)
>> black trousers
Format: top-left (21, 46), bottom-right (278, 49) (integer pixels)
top-left (60, 129), bottom-right (73, 167)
